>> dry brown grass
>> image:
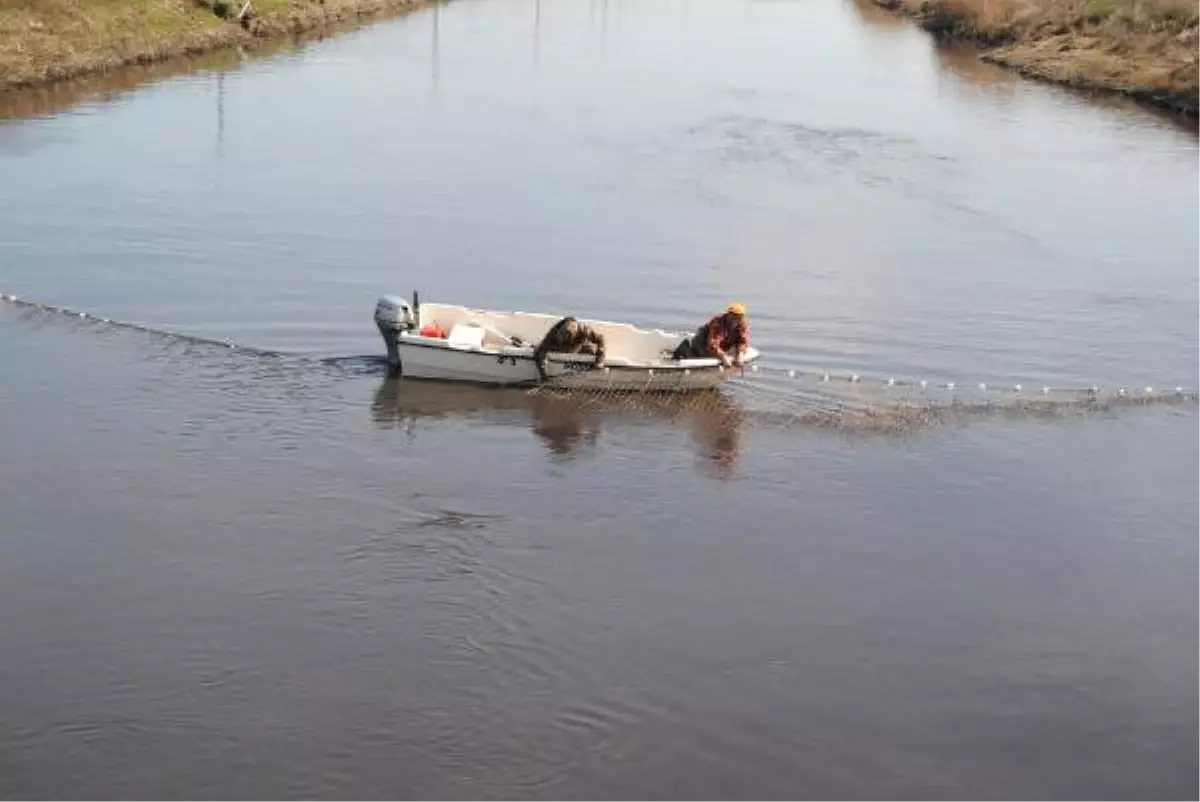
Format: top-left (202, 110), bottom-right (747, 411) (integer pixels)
top-left (0, 0), bottom-right (229, 86)
top-left (881, 0), bottom-right (1198, 114)
top-left (0, 0), bottom-right (426, 89)
top-left (894, 0), bottom-right (1198, 32)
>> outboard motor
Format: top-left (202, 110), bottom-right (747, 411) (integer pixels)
top-left (375, 295), bottom-right (416, 377)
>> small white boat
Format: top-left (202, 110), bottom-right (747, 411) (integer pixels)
top-left (374, 293), bottom-right (760, 392)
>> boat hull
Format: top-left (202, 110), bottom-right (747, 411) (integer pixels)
top-left (390, 335), bottom-right (735, 392)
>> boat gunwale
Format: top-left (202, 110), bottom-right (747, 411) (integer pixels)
top-left (395, 329), bottom-right (761, 373)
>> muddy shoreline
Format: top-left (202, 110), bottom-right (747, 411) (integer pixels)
top-left (873, 0), bottom-right (1199, 118)
top-left (0, 0), bottom-right (431, 93)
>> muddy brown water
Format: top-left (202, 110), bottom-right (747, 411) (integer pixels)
top-left (0, 0), bottom-right (1197, 798)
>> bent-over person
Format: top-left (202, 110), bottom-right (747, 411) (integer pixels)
top-left (672, 303), bottom-right (750, 367)
top-left (533, 316), bottom-right (607, 381)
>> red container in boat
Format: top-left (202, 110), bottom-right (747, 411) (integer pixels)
top-left (419, 324), bottom-right (447, 339)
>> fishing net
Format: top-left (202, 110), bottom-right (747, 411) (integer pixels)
top-left (5, 292), bottom-right (1197, 436)
top-left (526, 365), bottom-right (1199, 435)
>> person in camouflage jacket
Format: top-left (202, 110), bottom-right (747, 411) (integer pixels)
top-left (533, 316), bottom-right (607, 381)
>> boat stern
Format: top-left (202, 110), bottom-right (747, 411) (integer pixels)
top-left (375, 295), bottom-right (416, 376)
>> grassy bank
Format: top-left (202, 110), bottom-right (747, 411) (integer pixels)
top-left (876, 0), bottom-right (1199, 116)
top-left (0, 0), bottom-right (427, 90)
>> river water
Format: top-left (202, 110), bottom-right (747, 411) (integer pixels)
top-left (1, 0), bottom-right (1197, 797)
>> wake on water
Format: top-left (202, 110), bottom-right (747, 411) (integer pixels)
top-left (4, 292), bottom-right (1197, 436)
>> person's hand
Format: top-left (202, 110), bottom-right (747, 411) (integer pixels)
top-left (721, 354), bottom-right (733, 367)
top-left (732, 355), bottom-right (744, 368)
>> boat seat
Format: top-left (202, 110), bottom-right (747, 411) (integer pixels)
top-left (446, 323), bottom-right (486, 349)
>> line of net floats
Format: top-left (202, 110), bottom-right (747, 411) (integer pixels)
top-left (731, 362), bottom-right (1198, 399)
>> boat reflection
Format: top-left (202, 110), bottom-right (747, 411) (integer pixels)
top-left (370, 377), bottom-right (746, 479)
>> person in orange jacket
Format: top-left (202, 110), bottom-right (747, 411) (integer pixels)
top-left (672, 303), bottom-right (750, 367)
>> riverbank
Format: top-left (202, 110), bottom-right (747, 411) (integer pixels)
top-left (0, 0), bottom-right (428, 91)
top-left (875, 0), bottom-right (1198, 117)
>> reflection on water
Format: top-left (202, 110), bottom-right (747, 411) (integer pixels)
top-left (687, 398), bottom-right (745, 480)
top-left (0, 49), bottom-right (249, 122)
top-left (932, 43), bottom-right (1019, 90)
top-left (530, 394), bottom-right (602, 457)
top-left (842, 0), bottom-right (921, 33)
top-left (0, 6), bottom-right (433, 122)
top-left (371, 377), bottom-right (746, 475)
top-left (370, 375), bottom-right (541, 425)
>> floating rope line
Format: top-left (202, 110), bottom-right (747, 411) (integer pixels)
top-left (723, 361), bottom-right (1198, 403)
top-left (5, 292), bottom-right (1197, 433)
top-left (0, 292), bottom-right (285, 359)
